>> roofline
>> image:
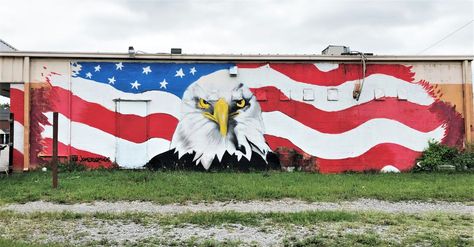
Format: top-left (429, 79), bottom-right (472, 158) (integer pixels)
top-left (0, 51), bottom-right (472, 62)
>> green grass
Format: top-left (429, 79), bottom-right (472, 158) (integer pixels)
top-left (0, 237), bottom-right (241, 247)
top-left (283, 234), bottom-right (474, 247)
top-left (0, 210), bottom-right (358, 226)
top-left (0, 170), bottom-right (473, 204)
top-left (0, 210), bottom-right (471, 228)
top-left (0, 238), bottom-right (63, 247)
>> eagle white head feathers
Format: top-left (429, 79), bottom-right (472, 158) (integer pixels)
top-left (170, 70), bottom-right (270, 170)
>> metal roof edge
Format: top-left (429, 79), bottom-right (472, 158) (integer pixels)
top-left (0, 51), bottom-right (472, 61)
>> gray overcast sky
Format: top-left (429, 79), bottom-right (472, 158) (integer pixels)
top-left (0, 0), bottom-right (473, 55)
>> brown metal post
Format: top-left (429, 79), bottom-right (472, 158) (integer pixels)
top-left (8, 113), bottom-right (14, 174)
top-left (52, 112), bottom-right (58, 188)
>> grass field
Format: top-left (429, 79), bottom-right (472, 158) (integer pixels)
top-left (1, 170), bottom-right (473, 246)
top-left (0, 170), bottom-right (473, 204)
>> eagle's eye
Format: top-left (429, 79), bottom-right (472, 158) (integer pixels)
top-left (236, 99), bottom-right (246, 108)
top-left (198, 98), bottom-right (211, 109)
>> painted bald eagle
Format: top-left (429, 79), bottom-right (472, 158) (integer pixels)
top-left (146, 70), bottom-right (279, 171)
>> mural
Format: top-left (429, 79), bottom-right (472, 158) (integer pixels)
top-left (9, 61), bottom-right (465, 173)
top-left (147, 69), bottom-right (279, 171)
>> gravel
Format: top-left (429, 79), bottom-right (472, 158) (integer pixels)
top-left (0, 219), bottom-right (398, 246)
top-left (1, 199), bottom-right (473, 246)
top-left (2, 198), bottom-right (473, 214)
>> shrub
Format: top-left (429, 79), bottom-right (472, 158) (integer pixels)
top-left (453, 151), bottom-right (474, 170)
top-left (414, 141), bottom-right (474, 172)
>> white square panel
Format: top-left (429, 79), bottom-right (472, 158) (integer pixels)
top-left (374, 88), bottom-right (385, 100)
top-left (327, 88), bottom-right (339, 101)
top-left (303, 89), bottom-right (314, 101)
top-left (229, 66), bottom-right (238, 76)
top-left (397, 89), bottom-right (408, 101)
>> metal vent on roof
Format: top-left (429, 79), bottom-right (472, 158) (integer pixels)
top-left (322, 45), bottom-right (350, 55)
top-left (171, 48), bottom-right (182, 54)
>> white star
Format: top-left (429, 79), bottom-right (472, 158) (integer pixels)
top-left (71, 63), bottom-right (82, 71)
top-left (85, 72), bottom-right (92, 78)
top-left (108, 76), bottom-right (116, 84)
top-left (142, 66), bottom-right (152, 75)
top-left (189, 67), bottom-right (197, 75)
top-left (116, 62), bottom-right (124, 70)
top-left (94, 65), bottom-right (101, 72)
top-left (159, 79), bottom-right (168, 89)
top-left (175, 68), bottom-right (185, 78)
top-left (71, 63), bottom-right (82, 76)
top-left (130, 80), bottom-right (141, 89)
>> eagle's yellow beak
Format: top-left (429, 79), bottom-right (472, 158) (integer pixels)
top-left (203, 98), bottom-right (229, 137)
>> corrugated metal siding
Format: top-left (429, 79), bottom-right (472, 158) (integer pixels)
top-left (0, 57), bottom-right (24, 82)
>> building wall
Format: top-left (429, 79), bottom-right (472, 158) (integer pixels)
top-left (10, 58), bottom-right (472, 173)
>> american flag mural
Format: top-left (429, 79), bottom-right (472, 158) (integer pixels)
top-left (9, 61), bottom-right (464, 173)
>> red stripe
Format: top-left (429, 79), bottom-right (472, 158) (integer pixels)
top-left (264, 135), bottom-right (418, 173)
top-left (238, 63), bottom-right (414, 86)
top-left (43, 138), bottom-right (113, 169)
top-left (10, 88), bottom-right (24, 125)
top-left (237, 63), bottom-right (265, 69)
top-left (317, 144), bottom-right (419, 173)
top-left (51, 87), bottom-right (178, 143)
top-left (253, 86), bottom-right (442, 133)
top-left (11, 88), bottom-right (25, 171)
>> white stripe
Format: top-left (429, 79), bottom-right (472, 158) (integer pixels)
top-left (42, 113), bottom-right (171, 165)
top-left (13, 121), bottom-right (24, 154)
top-left (263, 111), bottom-right (445, 159)
top-left (314, 63), bottom-right (339, 72)
top-left (49, 74), bottom-right (182, 118)
top-left (236, 66), bottom-right (434, 111)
